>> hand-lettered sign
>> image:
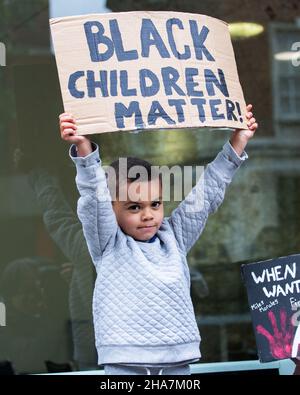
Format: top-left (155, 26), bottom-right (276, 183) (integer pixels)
top-left (50, 11), bottom-right (248, 135)
top-left (242, 254), bottom-right (300, 362)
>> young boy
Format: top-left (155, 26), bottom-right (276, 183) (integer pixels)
top-left (59, 105), bottom-right (257, 375)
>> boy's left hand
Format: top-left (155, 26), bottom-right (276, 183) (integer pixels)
top-left (230, 104), bottom-right (258, 156)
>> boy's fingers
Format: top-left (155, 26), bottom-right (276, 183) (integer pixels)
top-left (59, 113), bottom-right (73, 119)
top-left (247, 117), bottom-right (256, 126)
top-left (62, 129), bottom-right (76, 137)
top-left (250, 123), bottom-right (258, 130)
top-left (59, 112), bottom-right (73, 117)
top-left (60, 116), bottom-right (75, 124)
top-left (246, 112), bottom-right (253, 119)
top-left (61, 121), bottom-right (77, 129)
top-left (246, 104), bottom-right (253, 110)
top-left (59, 113), bottom-right (75, 120)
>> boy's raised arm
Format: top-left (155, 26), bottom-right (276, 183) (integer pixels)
top-left (60, 113), bottom-right (119, 265)
top-left (168, 104), bottom-right (258, 255)
top-left (168, 141), bottom-right (247, 254)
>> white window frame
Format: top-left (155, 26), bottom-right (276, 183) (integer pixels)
top-left (269, 22), bottom-right (300, 136)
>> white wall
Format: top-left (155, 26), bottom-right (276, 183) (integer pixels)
top-left (49, 0), bottom-right (111, 18)
top-left (49, 0), bottom-right (111, 52)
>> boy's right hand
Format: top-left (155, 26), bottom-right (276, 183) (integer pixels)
top-left (59, 113), bottom-right (92, 156)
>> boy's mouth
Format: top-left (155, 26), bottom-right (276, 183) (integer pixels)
top-left (138, 225), bottom-right (156, 230)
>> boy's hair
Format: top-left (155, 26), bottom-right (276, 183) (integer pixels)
top-left (106, 157), bottom-right (162, 201)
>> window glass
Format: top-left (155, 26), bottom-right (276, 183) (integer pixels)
top-left (0, 0), bottom-right (299, 374)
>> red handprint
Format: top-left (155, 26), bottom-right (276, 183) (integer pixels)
top-left (256, 309), bottom-right (294, 359)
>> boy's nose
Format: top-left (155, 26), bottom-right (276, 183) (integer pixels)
top-left (141, 209), bottom-right (154, 221)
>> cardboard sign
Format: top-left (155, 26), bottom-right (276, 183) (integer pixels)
top-left (50, 11), bottom-right (248, 135)
top-left (242, 254), bottom-right (300, 362)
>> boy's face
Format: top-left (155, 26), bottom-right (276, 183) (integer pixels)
top-left (112, 178), bottom-right (164, 241)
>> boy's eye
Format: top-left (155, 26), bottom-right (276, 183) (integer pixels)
top-left (128, 205), bottom-right (140, 211)
top-left (152, 201), bottom-right (161, 208)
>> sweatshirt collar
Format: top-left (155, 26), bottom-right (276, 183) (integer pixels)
top-left (135, 234), bottom-right (158, 243)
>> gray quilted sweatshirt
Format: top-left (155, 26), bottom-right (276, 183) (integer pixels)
top-left (69, 140), bottom-right (247, 366)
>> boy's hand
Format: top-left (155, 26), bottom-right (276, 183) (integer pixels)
top-left (59, 113), bottom-right (92, 156)
top-left (230, 104), bottom-right (258, 156)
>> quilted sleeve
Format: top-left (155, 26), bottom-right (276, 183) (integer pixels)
top-left (69, 142), bottom-right (118, 263)
top-left (168, 141), bottom-right (248, 255)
